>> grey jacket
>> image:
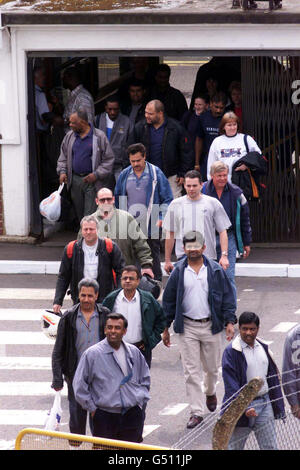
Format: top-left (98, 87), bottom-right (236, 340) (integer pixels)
top-left (96, 113), bottom-right (133, 169)
top-left (282, 323), bottom-right (300, 408)
top-left (56, 127), bottom-right (115, 192)
top-left (73, 337), bottom-right (150, 414)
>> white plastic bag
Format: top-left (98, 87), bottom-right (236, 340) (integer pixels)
top-left (39, 184), bottom-right (64, 222)
top-left (44, 391), bottom-right (62, 431)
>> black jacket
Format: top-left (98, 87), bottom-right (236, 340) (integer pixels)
top-left (127, 117), bottom-right (194, 178)
top-left (231, 151), bottom-right (268, 200)
top-left (53, 238), bottom-right (125, 306)
top-left (51, 302), bottom-right (111, 389)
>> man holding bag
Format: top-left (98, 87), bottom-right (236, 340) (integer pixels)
top-left (51, 278), bottom-right (111, 439)
top-left (57, 108), bottom-right (114, 226)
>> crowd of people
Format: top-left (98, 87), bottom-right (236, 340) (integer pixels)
top-left (34, 59), bottom-right (300, 449)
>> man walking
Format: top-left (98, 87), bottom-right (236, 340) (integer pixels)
top-left (79, 187), bottom-right (154, 278)
top-left (103, 265), bottom-right (166, 368)
top-left (222, 311), bottom-right (285, 450)
top-left (53, 215), bottom-right (125, 313)
top-left (95, 95), bottom-right (133, 183)
top-left (163, 169), bottom-right (231, 274)
top-left (202, 161), bottom-right (252, 301)
top-left (62, 67), bottom-right (95, 127)
top-left (149, 64), bottom-right (188, 121)
top-left (162, 231), bottom-right (236, 429)
top-left (57, 108), bottom-right (114, 225)
top-left (73, 313), bottom-right (150, 443)
top-left (114, 142), bottom-right (173, 281)
top-left (282, 323), bottom-right (300, 419)
top-left (128, 99), bottom-right (194, 199)
top-left (195, 92), bottom-right (227, 181)
top-left (52, 278), bottom-right (111, 438)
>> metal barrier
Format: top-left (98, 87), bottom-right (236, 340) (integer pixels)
top-left (15, 428), bottom-right (170, 451)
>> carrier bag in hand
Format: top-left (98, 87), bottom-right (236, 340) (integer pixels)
top-left (44, 390), bottom-right (62, 431)
top-left (39, 183), bottom-right (64, 222)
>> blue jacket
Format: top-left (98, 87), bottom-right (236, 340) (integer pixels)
top-left (114, 161), bottom-right (173, 237)
top-left (222, 335), bottom-right (285, 427)
top-left (202, 180), bottom-right (252, 255)
top-left (162, 255), bottom-right (237, 335)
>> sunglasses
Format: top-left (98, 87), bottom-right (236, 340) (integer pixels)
top-left (98, 197), bottom-right (113, 203)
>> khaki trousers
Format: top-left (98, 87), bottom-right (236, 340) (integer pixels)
top-left (177, 318), bottom-right (222, 416)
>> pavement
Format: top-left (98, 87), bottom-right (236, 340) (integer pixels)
top-left (1, 227), bottom-right (300, 277)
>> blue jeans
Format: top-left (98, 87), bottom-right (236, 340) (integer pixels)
top-left (216, 231), bottom-right (237, 303)
top-left (228, 394), bottom-right (277, 450)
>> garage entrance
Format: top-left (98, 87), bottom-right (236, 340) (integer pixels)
top-left (27, 52), bottom-right (300, 243)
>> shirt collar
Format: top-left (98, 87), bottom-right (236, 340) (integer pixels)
top-left (240, 338), bottom-right (259, 350)
top-left (120, 289), bottom-right (139, 303)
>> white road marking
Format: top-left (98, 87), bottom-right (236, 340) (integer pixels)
top-left (270, 322), bottom-right (298, 333)
top-left (0, 410), bottom-right (49, 425)
top-left (143, 425), bottom-right (160, 438)
top-left (242, 289), bottom-right (254, 292)
top-left (0, 357), bottom-right (51, 369)
top-left (159, 403), bottom-right (189, 416)
top-left (0, 440), bottom-right (15, 450)
top-left (294, 309), bottom-right (300, 314)
top-left (0, 309), bottom-right (64, 321)
top-left (0, 382), bottom-right (67, 396)
top-left (0, 331), bottom-right (55, 345)
top-left (0, 289), bottom-right (55, 300)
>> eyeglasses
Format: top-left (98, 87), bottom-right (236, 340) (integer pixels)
top-left (97, 197), bottom-right (113, 203)
top-left (121, 276), bottom-right (137, 281)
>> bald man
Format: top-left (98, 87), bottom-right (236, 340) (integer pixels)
top-left (127, 99), bottom-right (194, 199)
top-left (78, 188), bottom-right (154, 278)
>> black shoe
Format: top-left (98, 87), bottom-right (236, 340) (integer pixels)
top-left (206, 394), bottom-right (217, 412)
top-left (186, 415), bottom-right (204, 429)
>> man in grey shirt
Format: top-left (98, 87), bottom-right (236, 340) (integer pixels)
top-left (163, 169), bottom-right (231, 274)
top-left (51, 278), bottom-right (111, 440)
top-left (73, 313), bottom-right (150, 443)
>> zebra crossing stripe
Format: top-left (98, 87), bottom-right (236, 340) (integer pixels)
top-left (0, 357), bottom-right (51, 369)
top-left (0, 289), bottom-right (55, 300)
top-left (0, 331), bottom-right (54, 345)
top-left (0, 382), bottom-right (67, 396)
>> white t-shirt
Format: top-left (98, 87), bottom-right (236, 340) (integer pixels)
top-left (114, 342), bottom-right (128, 376)
top-left (82, 240), bottom-right (98, 279)
top-left (162, 194), bottom-right (231, 260)
top-left (207, 133), bottom-right (261, 182)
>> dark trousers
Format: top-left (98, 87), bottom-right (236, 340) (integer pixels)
top-left (92, 406), bottom-right (144, 443)
top-left (147, 238), bottom-right (162, 281)
top-left (67, 381), bottom-right (93, 436)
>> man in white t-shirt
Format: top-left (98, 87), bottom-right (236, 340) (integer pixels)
top-left (163, 170), bottom-right (231, 274)
top-left (53, 215), bottom-right (125, 313)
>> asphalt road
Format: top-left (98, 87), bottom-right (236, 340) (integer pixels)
top-left (0, 273), bottom-right (299, 451)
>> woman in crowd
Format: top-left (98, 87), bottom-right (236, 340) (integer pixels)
top-left (206, 111), bottom-right (261, 182)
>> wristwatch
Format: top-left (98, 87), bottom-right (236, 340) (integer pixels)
top-left (221, 251), bottom-right (228, 256)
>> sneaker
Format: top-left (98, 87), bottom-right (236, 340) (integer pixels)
top-left (206, 394), bottom-right (217, 412)
top-left (186, 415), bottom-right (204, 429)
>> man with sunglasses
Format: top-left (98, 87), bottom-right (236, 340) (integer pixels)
top-left (79, 187), bottom-right (154, 279)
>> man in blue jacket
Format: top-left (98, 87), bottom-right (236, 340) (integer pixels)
top-left (162, 230), bottom-right (236, 429)
top-left (222, 311), bottom-right (285, 450)
top-left (114, 143), bottom-right (173, 281)
top-left (202, 160), bottom-right (252, 302)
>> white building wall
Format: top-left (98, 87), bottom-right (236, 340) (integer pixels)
top-left (1, 22), bottom-right (300, 236)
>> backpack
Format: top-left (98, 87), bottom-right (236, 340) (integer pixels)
top-left (66, 238), bottom-right (117, 287)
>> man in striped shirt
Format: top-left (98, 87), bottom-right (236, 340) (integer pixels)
top-left (62, 67), bottom-right (95, 129)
